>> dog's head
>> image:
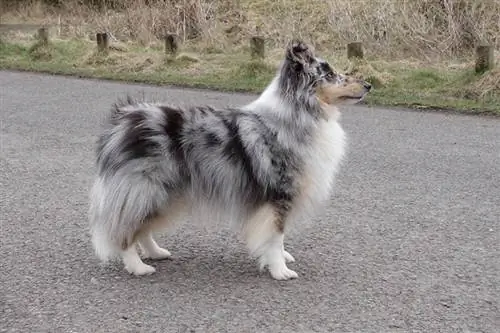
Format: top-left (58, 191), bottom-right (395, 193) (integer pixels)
top-left (314, 61), bottom-right (372, 107)
top-left (282, 40), bottom-right (371, 108)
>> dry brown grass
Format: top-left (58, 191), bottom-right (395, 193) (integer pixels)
top-left (3, 0), bottom-right (500, 59)
top-left (1, 0), bottom-right (499, 113)
top-left (469, 67), bottom-right (500, 98)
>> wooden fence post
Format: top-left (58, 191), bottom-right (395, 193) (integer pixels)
top-left (475, 45), bottom-right (494, 74)
top-left (347, 42), bottom-right (363, 59)
top-left (164, 34), bottom-right (178, 57)
top-left (96, 32), bottom-right (109, 52)
top-left (38, 27), bottom-right (49, 46)
top-left (250, 36), bottom-right (265, 59)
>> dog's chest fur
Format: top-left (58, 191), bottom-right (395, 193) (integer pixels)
top-left (294, 112), bottom-right (346, 218)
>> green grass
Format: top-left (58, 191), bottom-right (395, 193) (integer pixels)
top-left (366, 68), bottom-right (500, 114)
top-left (1, 38), bottom-right (499, 115)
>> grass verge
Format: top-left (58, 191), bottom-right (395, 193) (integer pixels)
top-left (1, 38), bottom-right (499, 115)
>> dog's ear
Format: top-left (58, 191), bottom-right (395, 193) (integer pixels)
top-left (286, 40), bottom-right (315, 68)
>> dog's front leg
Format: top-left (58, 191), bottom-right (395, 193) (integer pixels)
top-left (282, 244), bottom-right (296, 263)
top-left (260, 232), bottom-right (298, 280)
top-left (244, 204), bottom-right (298, 280)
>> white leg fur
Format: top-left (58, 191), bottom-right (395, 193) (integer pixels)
top-left (260, 233), bottom-right (298, 280)
top-left (122, 245), bottom-right (156, 275)
top-left (138, 232), bottom-right (172, 260)
top-left (244, 204), bottom-right (298, 280)
top-left (283, 246), bottom-right (296, 263)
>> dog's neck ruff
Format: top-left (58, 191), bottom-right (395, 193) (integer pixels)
top-left (247, 77), bottom-right (284, 111)
top-left (247, 73), bottom-right (340, 125)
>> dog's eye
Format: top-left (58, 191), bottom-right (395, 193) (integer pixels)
top-left (324, 72), bottom-right (338, 82)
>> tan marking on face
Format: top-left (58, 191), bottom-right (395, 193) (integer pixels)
top-left (316, 76), bottom-right (367, 106)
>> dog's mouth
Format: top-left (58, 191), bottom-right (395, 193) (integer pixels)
top-left (336, 90), bottom-right (369, 105)
top-left (339, 94), bottom-right (366, 101)
top-left (340, 86), bottom-right (371, 101)
top-left (340, 95), bottom-right (363, 100)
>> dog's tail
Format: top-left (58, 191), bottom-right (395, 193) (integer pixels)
top-left (88, 170), bottom-right (168, 263)
top-left (88, 98), bottom-right (172, 262)
top-left (88, 176), bottom-right (120, 262)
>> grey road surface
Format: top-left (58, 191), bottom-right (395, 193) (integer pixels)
top-left (1, 71), bottom-right (499, 333)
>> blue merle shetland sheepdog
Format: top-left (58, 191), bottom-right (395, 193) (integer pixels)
top-left (88, 41), bottom-right (371, 280)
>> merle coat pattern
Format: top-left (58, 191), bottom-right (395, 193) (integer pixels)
top-left (88, 41), bottom-right (371, 280)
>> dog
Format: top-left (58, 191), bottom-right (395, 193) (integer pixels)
top-left (88, 41), bottom-right (371, 280)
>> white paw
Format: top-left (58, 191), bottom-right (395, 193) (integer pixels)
top-left (269, 265), bottom-right (298, 281)
top-left (125, 262), bottom-right (156, 276)
top-left (144, 247), bottom-right (172, 260)
top-left (283, 250), bottom-right (295, 263)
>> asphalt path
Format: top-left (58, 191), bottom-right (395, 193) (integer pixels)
top-left (1, 71), bottom-right (499, 333)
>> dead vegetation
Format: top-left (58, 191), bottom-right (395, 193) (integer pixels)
top-left (1, 0), bottom-right (499, 110)
top-left (3, 0), bottom-right (500, 57)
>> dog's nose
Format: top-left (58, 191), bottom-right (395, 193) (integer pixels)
top-left (363, 82), bottom-right (372, 91)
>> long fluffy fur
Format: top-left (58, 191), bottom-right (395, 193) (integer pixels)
top-left (88, 41), bottom-right (371, 279)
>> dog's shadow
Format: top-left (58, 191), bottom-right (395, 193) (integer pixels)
top-left (90, 244), bottom-right (319, 290)
top-left (145, 249), bottom-right (261, 281)
top-left (84, 227), bottom-right (332, 290)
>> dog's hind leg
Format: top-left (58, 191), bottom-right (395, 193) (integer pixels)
top-left (244, 204), bottom-right (298, 280)
top-left (137, 200), bottom-right (187, 260)
top-left (138, 231), bottom-right (172, 260)
top-left (122, 210), bottom-right (182, 274)
top-left (122, 243), bottom-right (156, 275)
top-left (122, 217), bottom-right (175, 275)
